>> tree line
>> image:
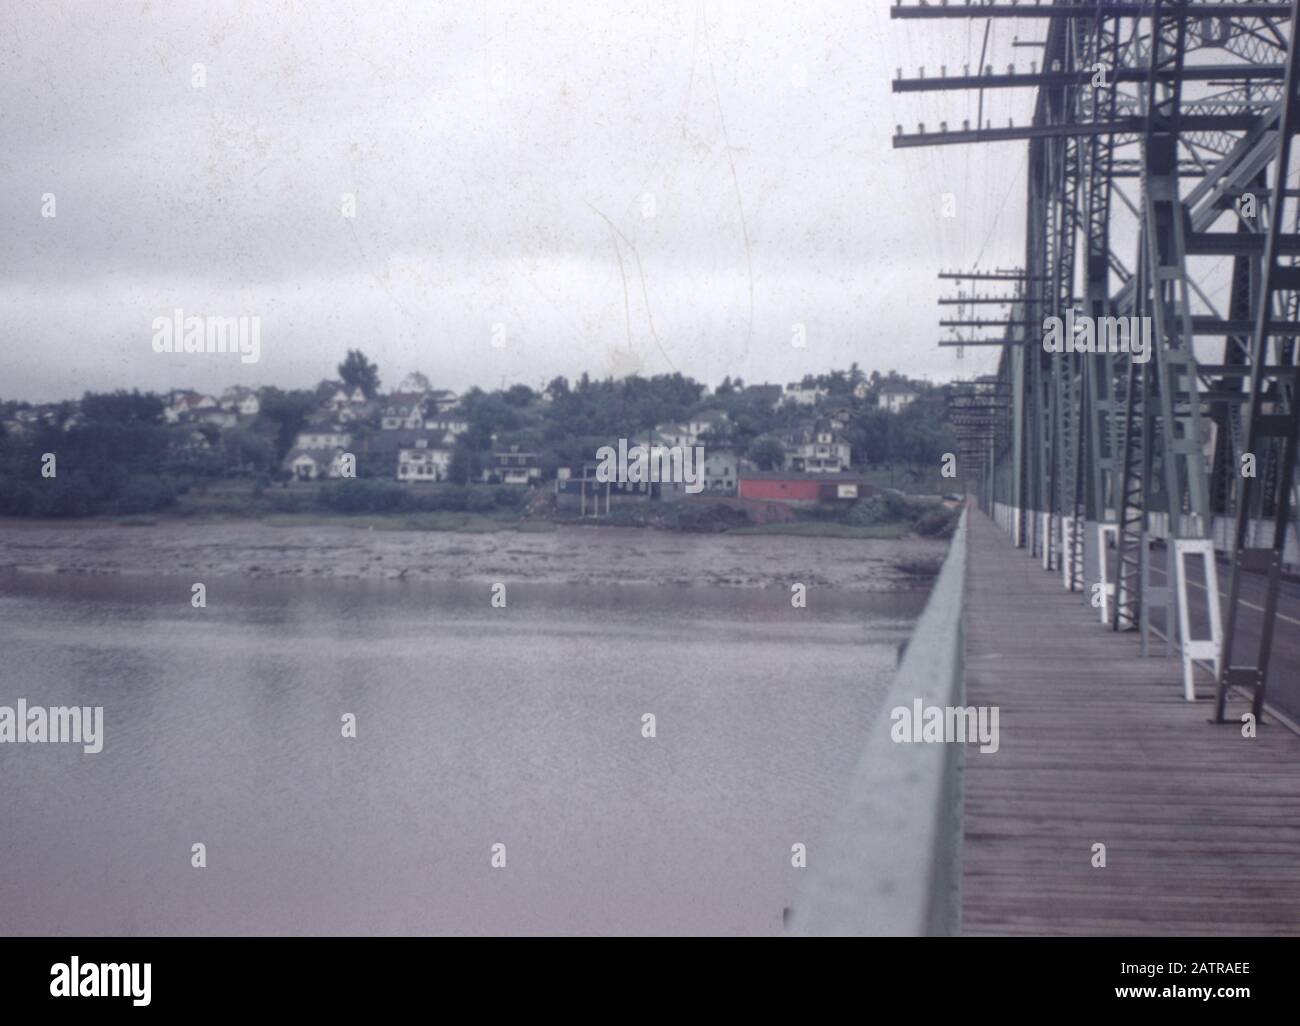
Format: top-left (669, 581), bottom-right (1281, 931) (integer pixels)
top-left (0, 356), bottom-right (956, 516)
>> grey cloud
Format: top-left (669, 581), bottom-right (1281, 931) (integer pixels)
top-left (2, 0), bottom-right (1034, 401)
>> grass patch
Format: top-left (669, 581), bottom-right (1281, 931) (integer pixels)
top-left (260, 513), bottom-right (403, 529)
top-left (512, 520), bottom-right (559, 533)
top-left (257, 511), bottom-right (550, 534)
top-left (115, 515), bottom-right (158, 527)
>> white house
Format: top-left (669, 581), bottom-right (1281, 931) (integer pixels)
top-left (783, 382), bottom-right (828, 407)
top-left (320, 388), bottom-right (367, 425)
top-left (397, 442), bottom-right (452, 482)
top-left (685, 410), bottom-right (729, 440)
top-left (381, 394), bottom-right (426, 431)
top-left (294, 424), bottom-right (352, 450)
top-left (221, 386), bottom-right (261, 418)
top-left (396, 372), bottom-right (431, 394)
top-left (286, 447), bottom-right (352, 481)
top-left (653, 422), bottom-right (695, 448)
top-left (702, 449), bottom-right (739, 494)
top-left (195, 407), bottom-right (238, 430)
top-left (827, 407), bottom-right (852, 430)
top-left (428, 389), bottom-right (459, 413)
top-left (877, 381), bottom-right (919, 413)
top-left (484, 445), bottom-right (542, 485)
top-left (426, 417), bottom-right (468, 437)
top-left (782, 421), bottom-right (851, 473)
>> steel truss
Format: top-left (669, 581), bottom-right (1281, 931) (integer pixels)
top-left (901, 0), bottom-right (1300, 717)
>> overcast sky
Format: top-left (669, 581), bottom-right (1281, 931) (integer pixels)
top-left (1, 1), bottom-right (1039, 402)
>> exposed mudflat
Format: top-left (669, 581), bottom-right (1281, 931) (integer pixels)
top-left (0, 518), bottom-right (948, 590)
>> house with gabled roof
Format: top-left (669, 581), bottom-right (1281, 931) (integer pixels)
top-left (654, 421), bottom-right (695, 449)
top-left (292, 419), bottom-right (352, 451)
top-left (483, 444), bottom-right (542, 486)
top-left (878, 380), bottom-right (919, 413)
top-left (284, 446), bottom-right (352, 481)
top-left (428, 389), bottom-right (459, 413)
top-left (783, 382), bottom-right (828, 407)
top-left (702, 448), bottom-right (738, 494)
top-left (425, 416), bottom-right (468, 440)
top-left (397, 440), bottom-right (452, 482)
top-left (380, 393), bottom-right (427, 431)
top-left (781, 419), bottom-right (851, 473)
top-left (744, 383), bottom-right (784, 409)
top-left (685, 409), bottom-right (729, 440)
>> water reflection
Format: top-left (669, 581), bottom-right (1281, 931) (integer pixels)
top-left (0, 539), bottom-right (935, 935)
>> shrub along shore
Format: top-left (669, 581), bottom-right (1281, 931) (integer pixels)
top-left (41, 477), bottom-right (962, 540)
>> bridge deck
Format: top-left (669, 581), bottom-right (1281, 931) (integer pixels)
top-left (961, 508), bottom-right (1300, 935)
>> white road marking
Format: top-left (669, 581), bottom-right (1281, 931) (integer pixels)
top-left (1148, 567), bottom-right (1300, 628)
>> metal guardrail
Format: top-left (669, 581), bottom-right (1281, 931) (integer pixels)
top-left (790, 509), bottom-right (967, 936)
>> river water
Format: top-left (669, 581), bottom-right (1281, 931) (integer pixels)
top-left (0, 521), bottom-right (944, 935)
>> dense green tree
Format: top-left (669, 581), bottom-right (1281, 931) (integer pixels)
top-left (80, 389), bottom-right (164, 425)
top-left (337, 349), bottom-right (381, 398)
top-left (258, 387), bottom-right (318, 460)
top-left (503, 384), bottom-right (535, 408)
top-left (748, 435), bottom-right (786, 471)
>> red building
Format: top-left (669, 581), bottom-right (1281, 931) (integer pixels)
top-left (739, 476), bottom-right (821, 503)
top-left (738, 473), bottom-right (873, 505)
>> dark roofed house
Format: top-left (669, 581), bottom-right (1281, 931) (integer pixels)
top-left (743, 383), bottom-right (784, 409)
top-left (555, 462), bottom-right (658, 516)
top-left (780, 419), bottom-right (852, 473)
top-left (361, 428), bottom-right (449, 479)
top-left (380, 394), bottom-right (427, 430)
top-left (484, 445), bottom-right (541, 486)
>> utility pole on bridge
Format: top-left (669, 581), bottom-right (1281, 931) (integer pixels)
top-left (895, 0), bottom-right (1300, 716)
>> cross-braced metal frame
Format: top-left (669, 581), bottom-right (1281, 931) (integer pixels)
top-left (899, 0), bottom-right (1300, 719)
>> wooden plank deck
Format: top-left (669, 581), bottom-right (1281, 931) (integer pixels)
top-left (962, 508), bottom-right (1300, 935)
